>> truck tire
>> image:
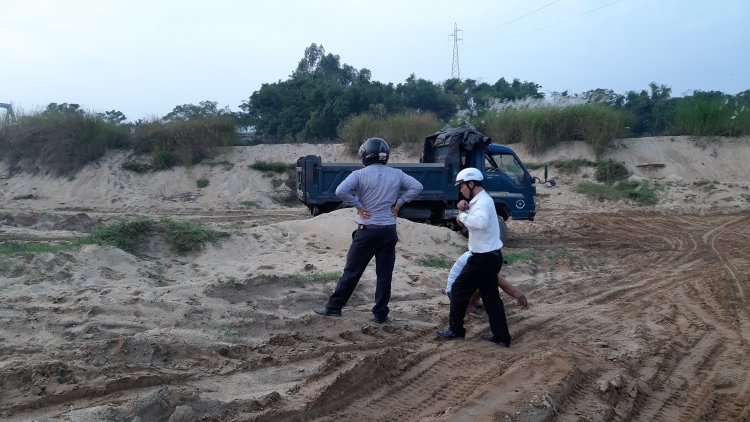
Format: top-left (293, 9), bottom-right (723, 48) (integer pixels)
top-left (498, 217), bottom-right (508, 245)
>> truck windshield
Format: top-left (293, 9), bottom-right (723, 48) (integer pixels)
top-left (485, 152), bottom-right (525, 187)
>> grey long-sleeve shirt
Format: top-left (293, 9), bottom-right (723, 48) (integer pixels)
top-left (335, 164), bottom-right (423, 225)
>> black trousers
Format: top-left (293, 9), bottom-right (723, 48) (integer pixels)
top-left (326, 227), bottom-right (398, 319)
top-left (449, 250), bottom-right (511, 343)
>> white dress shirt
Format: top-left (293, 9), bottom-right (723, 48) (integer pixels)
top-left (458, 189), bottom-right (503, 253)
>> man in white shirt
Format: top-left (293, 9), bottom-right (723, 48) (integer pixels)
top-left (437, 167), bottom-right (512, 347)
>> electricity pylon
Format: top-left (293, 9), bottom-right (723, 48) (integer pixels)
top-left (449, 23), bottom-right (463, 80)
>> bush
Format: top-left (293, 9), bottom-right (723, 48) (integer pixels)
top-left (595, 159), bottom-right (631, 183)
top-left (249, 161), bottom-right (295, 172)
top-left (0, 105), bottom-right (129, 176)
top-left (122, 161), bottom-right (152, 173)
top-left (338, 111), bottom-right (443, 155)
top-left (576, 180), bottom-right (659, 205)
top-left (160, 218), bottom-right (229, 254)
top-left (83, 219), bottom-right (154, 255)
top-left (131, 115), bottom-right (235, 169)
top-left (197, 176), bottom-right (209, 188)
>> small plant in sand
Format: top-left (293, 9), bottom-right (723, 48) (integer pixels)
top-left (0, 241), bottom-right (71, 256)
top-left (190, 263), bottom-right (199, 269)
top-left (240, 200), bottom-right (260, 208)
top-left (221, 323), bottom-right (242, 337)
top-left (160, 218), bottom-right (229, 254)
top-left (0, 284), bottom-right (8, 293)
top-left (594, 160), bottom-right (630, 183)
top-left (150, 260), bottom-right (168, 287)
top-left (575, 180), bottom-right (660, 205)
top-left (197, 176), bottom-right (209, 188)
top-left (282, 271), bottom-right (342, 281)
top-left (545, 247), bottom-right (569, 261)
top-left (503, 249), bottom-right (540, 266)
top-left (417, 254), bottom-right (451, 269)
top-left (81, 219), bottom-right (154, 255)
top-left (548, 158), bottom-right (598, 174)
top-left (122, 161), bottom-right (152, 173)
top-left (249, 161), bottom-right (295, 173)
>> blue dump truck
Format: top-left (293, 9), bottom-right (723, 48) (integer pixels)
top-left (296, 125), bottom-right (555, 243)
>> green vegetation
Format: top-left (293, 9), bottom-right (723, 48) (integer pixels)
top-left (338, 111), bottom-right (443, 155)
top-left (84, 218), bottom-right (154, 255)
top-left (0, 218), bottom-right (229, 260)
top-left (122, 161), bottom-right (152, 173)
top-left (282, 271), bottom-right (342, 281)
top-left (197, 176), bottom-right (209, 188)
top-left (576, 180), bottom-right (661, 205)
top-left (248, 160), bottom-right (295, 173)
top-left (221, 323), bottom-right (242, 337)
top-left (476, 103), bottom-right (634, 156)
top-left (0, 241), bottom-right (72, 255)
top-left (0, 284), bottom-right (8, 293)
top-left (240, 200), bottom-right (260, 208)
top-left (418, 254), bottom-right (452, 269)
top-left (131, 112), bottom-right (235, 170)
top-left (0, 103), bottom-right (129, 176)
top-left (2, 45), bottom-right (748, 175)
top-left (161, 218), bottom-right (229, 254)
top-left (595, 159), bottom-right (631, 183)
top-left (239, 43), bottom-right (543, 142)
top-left (503, 249), bottom-right (539, 266)
top-left (150, 261), bottom-right (168, 287)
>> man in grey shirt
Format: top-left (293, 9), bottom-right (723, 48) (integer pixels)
top-left (314, 138), bottom-right (423, 324)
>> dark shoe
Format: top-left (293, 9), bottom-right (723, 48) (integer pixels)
top-left (481, 333), bottom-right (510, 348)
top-left (436, 328), bottom-right (464, 339)
top-left (373, 316), bottom-right (389, 324)
top-left (313, 307), bottom-right (341, 317)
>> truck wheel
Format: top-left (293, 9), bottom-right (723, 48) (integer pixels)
top-left (498, 217), bottom-right (508, 245)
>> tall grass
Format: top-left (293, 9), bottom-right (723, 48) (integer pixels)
top-left (338, 111), bottom-right (443, 155)
top-left (476, 103), bottom-right (634, 156)
top-left (0, 107), bottom-right (128, 175)
top-left (669, 92), bottom-right (750, 136)
top-left (131, 116), bottom-right (235, 169)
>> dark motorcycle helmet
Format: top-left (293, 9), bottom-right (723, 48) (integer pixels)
top-left (358, 138), bottom-right (390, 166)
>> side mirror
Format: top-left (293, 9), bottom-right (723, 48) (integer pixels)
top-left (549, 179), bottom-right (556, 187)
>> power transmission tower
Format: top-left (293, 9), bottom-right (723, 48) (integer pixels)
top-left (449, 23), bottom-right (463, 79)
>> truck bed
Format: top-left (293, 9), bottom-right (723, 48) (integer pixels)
top-left (297, 156), bottom-right (453, 208)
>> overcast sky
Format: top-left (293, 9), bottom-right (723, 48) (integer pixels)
top-left (2, 0), bottom-right (748, 120)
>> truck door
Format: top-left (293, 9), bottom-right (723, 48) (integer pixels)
top-left (483, 151), bottom-right (533, 219)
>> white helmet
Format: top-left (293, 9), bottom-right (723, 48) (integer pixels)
top-left (455, 167), bottom-right (483, 186)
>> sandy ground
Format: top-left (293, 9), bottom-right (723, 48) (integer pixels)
top-left (0, 136), bottom-right (749, 421)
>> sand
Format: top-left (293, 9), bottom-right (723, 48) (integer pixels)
top-left (0, 135), bottom-right (749, 421)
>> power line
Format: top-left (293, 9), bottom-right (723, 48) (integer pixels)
top-left (464, 0), bottom-right (562, 39)
top-left (466, 0), bottom-right (624, 46)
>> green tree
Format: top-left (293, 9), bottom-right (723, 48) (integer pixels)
top-left (163, 100), bottom-right (232, 122)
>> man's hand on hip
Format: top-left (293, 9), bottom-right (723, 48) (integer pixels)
top-left (391, 203), bottom-right (400, 217)
top-left (357, 206), bottom-right (371, 220)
